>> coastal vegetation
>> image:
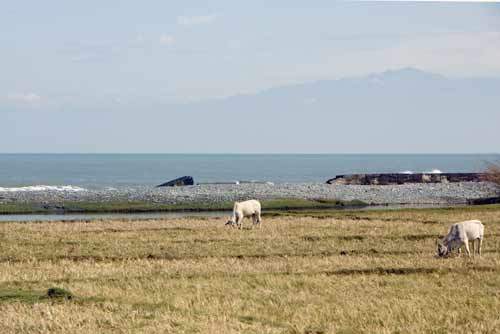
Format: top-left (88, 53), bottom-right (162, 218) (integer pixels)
top-left (1, 205), bottom-right (500, 333)
top-left (483, 161), bottom-right (500, 189)
top-left (0, 198), bottom-right (366, 215)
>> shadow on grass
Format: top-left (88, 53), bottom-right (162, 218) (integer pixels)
top-left (302, 234), bottom-right (443, 242)
top-left (387, 234), bottom-right (443, 241)
top-left (0, 287), bottom-right (73, 304)
top-left (0, 250), bottom-right (448, 264)
top-left (0, 287), bottom-right (105, 305)
top-left (2, 246), bottom-right (500, 264)
top-left (45, 249), bottom-right (424, 263)
top-left (302, 235), bottom-right (366, 242)
top-left (3, 264), bottom-right (497, 289)
top-left (79, 227), bottom-right (198, 234)
top-left (323, 266), bottom-right (497, 276)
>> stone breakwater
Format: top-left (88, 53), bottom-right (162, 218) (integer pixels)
top-left (0, 182), bottom-right (498, 206)
top-left (327, 173), bottom-right (484, 185)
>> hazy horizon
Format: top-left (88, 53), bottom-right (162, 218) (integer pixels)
top-left (1, 152), bottom-right (499, 156)
top-left (2, 1), bottom-right (499, 153)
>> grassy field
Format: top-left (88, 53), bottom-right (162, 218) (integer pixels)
top-left (1, 205), bottom-right (500, 333)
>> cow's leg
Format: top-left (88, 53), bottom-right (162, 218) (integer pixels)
top-left (478, 238), bottom-right (482, 257)
top-left (256, 211), bottom-right (262, 229)
top-left (255, 214), bottom-right (260, 229)
top-left (237, 214), bottom-right (243, 230)
top-left (471, 240), bottom-right (475, 258)
top-left (464, 241), bottom-right (471, 257)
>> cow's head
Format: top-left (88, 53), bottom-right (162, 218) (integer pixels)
top-left (437, 243), bottom-right (448, 257)
top-left (225, 219), bottom-right (237, 227)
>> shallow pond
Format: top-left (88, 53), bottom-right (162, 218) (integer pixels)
top-left (0, 203), bottom-right (467, 222)
top-left (0, 211), bottom-right (230, 222)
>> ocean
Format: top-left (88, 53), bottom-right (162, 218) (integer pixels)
top-left (0, 154), bottom-right (498, 191)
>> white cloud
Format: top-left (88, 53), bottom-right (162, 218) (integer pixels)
top-left (177, 15), bottom-right (216, 26)
top-left (7, 93), bottom-right (42, 103)
top-left (159, 35), bottom-right (175, 45)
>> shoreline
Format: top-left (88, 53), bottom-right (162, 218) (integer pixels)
top-left (2, 203), bottom-right (497, 223)
top-left (0, 181), bottom-right (498, 215)
top-left (0, 198), bottom-right (366, 215)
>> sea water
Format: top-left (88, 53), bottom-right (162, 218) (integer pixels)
top-left (0, 154), bottom-right (498, 191)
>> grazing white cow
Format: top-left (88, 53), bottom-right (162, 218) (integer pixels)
top-left (437, 220), bottom-right (484, 257)
top-left (226, 200), bottom-right (262, 229)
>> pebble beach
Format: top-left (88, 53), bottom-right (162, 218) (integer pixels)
top-left (1, 182), bottom-right (498, 206)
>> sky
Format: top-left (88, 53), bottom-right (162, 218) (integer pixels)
top-left (1, 1), bottom-right (499, 153)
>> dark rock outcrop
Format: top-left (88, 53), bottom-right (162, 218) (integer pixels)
top-left (327, 173), bottom-right (484, 185)
top-left (157, 176), bottom-right (194, 187)
top-left (467, 196), bottom-right (500, 205)
top-left (41, 204), bottom-right (65, 212)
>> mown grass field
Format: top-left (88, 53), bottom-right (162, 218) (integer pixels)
top-left (1, 205), bottom-right (500, 333)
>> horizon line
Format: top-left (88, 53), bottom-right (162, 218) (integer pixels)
top-left (0, 152), bottom-right (499, 155)
top-left (352, 0), bottom-right (500, 2)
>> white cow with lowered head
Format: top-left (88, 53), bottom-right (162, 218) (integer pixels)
top-left (226, 199), bottom-right (262, 229)
top-left (437, 220), bottom-right (484, 257)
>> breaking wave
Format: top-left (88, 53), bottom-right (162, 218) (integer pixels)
top-left (424, 169), bottom-right (443, 174)
top-left (0, 185), bottom-right (87, 192)
top-left (399, 169), bottom-right (443, 175)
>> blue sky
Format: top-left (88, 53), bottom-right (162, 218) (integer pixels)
top-left (1, 1), bottom-right (499, 153)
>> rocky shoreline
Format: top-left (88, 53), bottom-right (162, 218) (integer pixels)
top-left (0, 182), bottom-right (498, 206)
top-left (327, 173), bottom-right (484, 185)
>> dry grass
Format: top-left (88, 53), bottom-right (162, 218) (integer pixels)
top-left (1, 206), bottom-right (500, 333)
top-left (483, 161), bottom-right (500, 188)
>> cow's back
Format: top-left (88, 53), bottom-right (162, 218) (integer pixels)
top-left (236, 200), bottom-right (261, 216)
top-left (462, 220), bottom-right (484, 240)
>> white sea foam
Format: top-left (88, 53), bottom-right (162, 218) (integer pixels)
top-left (400, 169), bottom-right (443, 174)
top-left (424, 169), bottom-right (443, 174)
top-left (0, 185), bottom-right (87, 192)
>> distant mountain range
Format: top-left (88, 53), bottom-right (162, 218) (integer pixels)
top-left (5, 67), bottom-right (499, 153)
top-left (178, 68), bottom-right (500, 114)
